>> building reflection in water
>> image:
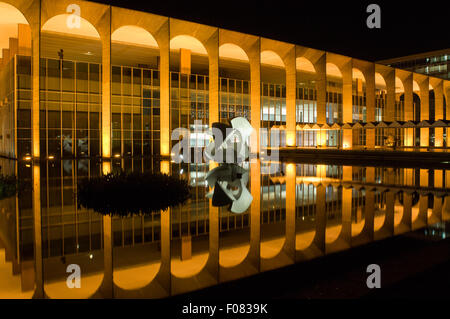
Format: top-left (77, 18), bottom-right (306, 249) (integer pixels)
top-left (0, 157), bottom-right (449, 298)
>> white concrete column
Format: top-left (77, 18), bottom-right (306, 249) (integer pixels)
top-left (249, 38), bottom-right (261, 154)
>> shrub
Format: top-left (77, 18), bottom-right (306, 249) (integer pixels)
top-left (77, 171), bottom-right (191, 217)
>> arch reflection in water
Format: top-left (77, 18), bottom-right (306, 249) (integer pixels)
top-left (1, 158), bottom-right (450, 298)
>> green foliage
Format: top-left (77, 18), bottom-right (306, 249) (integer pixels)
top-left (77, 171), bottom-right (191, 217)
top-left (0, 175), bottom-right (18, 200)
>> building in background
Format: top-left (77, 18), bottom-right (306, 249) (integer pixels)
top-left (378, 49), bottom-right (450, 80)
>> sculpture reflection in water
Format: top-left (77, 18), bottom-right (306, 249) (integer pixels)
top-left (204, 117), bottom-right (254, 214)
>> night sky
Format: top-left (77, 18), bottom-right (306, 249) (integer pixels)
top-left (92, 0), bottom-right (450, 61)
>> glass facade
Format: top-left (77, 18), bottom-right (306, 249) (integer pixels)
top-left (260, 82), bottom-right (287, 147)
top-left (219, 77), bottom-right (250, 123)
top-left (296, 82), bottom-right (318, 147)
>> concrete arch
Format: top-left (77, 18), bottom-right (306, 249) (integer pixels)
top-left (219, 242), bottom-right (250, 268)
top-left (0, 1), bottom-right (35, 27)
top-left (395, 76), bottom-right (405, 93)
top-left (168, 20), bottom-right (220, 296)
top-left (216, 33), bottom-right (251, 263)
top-left (40, 0), bottom-right (111, 159)
top-left (114, 256), bottom-right (161, 291)
top-left (351, 207), bottom-right (365, 237)
top-left (295, 230), bottom-right (316, 250)
top-left (0, 2), bottom-right (32, 159)
top-left (260, 182), bottom-right (286, 260)
top-left (411, 192), bottom-right (421, 223)
top-left (295, 182), bottom-right (317, 250)
top-left (325, 223), bottom-right (343, 244)
top-left (40, 0), bottom-right (109, 40)
top-left (375, 72), bottom-right (387, 90)
top-left (352, 68), bottom-right (366, 83)
top-left (413, 80), bottom-right (420, 93)
top-left (111, 6), bottom-right (168, 49)
top-left (170, 18), bottom-right (217, 58)
top-left (261, 50), bottom-right (285, 68)
top-left (169, 34), bottom-right (211, 281)
top-left (326, 62), bottom-right (343, 78)
top-left (394, 192), bottom-right (404, 227)
top-left (171, 249), bottom-right (209, 278)
top-left (170, 35), bottom-right (207, 55)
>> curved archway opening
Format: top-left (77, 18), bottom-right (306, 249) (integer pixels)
top-left (352, 68), bottom-right (367, 147)
top-left (394, 191), bottom-right (404, 227)
top-left (351, 189), bottom-right (366, 237)
top-left (217, 44), bottom-right (251, 267)
top-left (375, 72), bottom-right (394, 147)
top-left (111, 26), bottom-right (160, 158)
top-left (411, 192), bottom-right (421, 223)
top-left (413, 92), bottom-right (421, 146)
top-left (42, 160), bottom-right (105, 299)
top-left (41, 13), bottom-right (104, 295)
top-left (110, 26), bottom-right (162, 288)
top-left (218, 43), bottom-right (250, 123)
top-left (374, 190), bottom-right (386, 231)
top-left (41, 14), bottom-right (102, 160)
top-left (325, 63), bottom-right (343, 148)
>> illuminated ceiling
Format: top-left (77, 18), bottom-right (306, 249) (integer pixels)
top-left (170, 35), bottom-right (207, 55)
top-left (326, 63), bottom-right (342, 78)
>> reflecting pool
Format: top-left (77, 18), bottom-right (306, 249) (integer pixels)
top-left (0, 157), bottom-right (449, 298)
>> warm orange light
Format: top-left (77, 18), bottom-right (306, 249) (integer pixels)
top-left (435, 128), bottom-right (444, 147)
top-left (286, 163), bottom-right (295, 177)
top-left (161, 140), bottom-right (170, 156)
top-left (161, 160), bottom-right (170, 174)
top-left (317, 164), bottom-right (326, 178)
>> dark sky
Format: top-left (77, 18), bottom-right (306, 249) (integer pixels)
top-left (92, 0), bottom-right (450, 61)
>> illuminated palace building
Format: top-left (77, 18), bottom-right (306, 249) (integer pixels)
top-left (1, 1), bottom-right (450, 161)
